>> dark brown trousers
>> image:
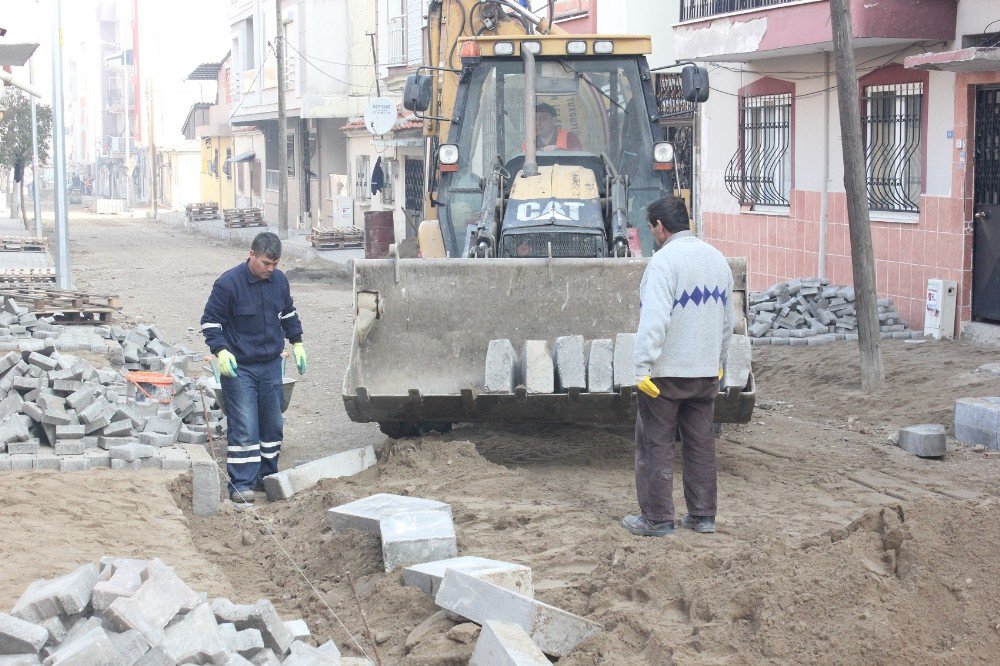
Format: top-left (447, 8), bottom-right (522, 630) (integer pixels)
top-left (634, 376), bottom-right (718, 523)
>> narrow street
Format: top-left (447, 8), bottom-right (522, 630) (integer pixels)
top-left (0, 211), bottom-right (995, 662)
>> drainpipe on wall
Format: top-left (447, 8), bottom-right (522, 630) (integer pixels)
top-left (818, 51), bottom-right (831, 278)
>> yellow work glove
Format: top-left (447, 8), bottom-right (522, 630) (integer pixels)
top-left (216, 349), bottom-right (238, 378)
top-left (718, 367), bottom-right (724, 380)
top-left (292, 342), bottom-right (307, 375)
top-left (636, 376), bottom-right (660, 399)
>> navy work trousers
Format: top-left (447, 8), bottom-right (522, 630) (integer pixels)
top-left (220, 357), bottom-right (283, 492)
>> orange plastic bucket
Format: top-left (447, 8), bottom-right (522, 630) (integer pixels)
top-left (125, 371), bottom-right (175, 405)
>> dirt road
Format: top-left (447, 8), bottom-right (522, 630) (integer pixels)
top-left (2, 212), bottom-right (998, 663)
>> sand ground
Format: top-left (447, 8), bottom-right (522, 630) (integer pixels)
top-left (1, 212), bottom-right (998, 663)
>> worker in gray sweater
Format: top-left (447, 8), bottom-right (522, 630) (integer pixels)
top-left (622, 196), bottom-right (734, 537)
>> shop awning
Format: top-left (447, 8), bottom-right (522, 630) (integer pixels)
top-left (226, 151), bottom-right (255, 163)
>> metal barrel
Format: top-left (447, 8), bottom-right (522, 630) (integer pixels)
top-left (364, 210), bottom-right (395, 259)
top-left (342, 257), bottom-right (754, 425)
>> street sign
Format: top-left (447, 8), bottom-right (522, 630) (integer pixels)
top-left (364, 97), bottom-right (397, 135)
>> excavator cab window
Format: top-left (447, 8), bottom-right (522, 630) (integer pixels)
top-left (440, 56), bottom-right (663, 255)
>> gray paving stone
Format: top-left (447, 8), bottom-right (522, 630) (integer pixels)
top-left (328, 493), bottom-right (453, 535)
top-left (585, 339), bottom-right (613, 393)
top-left (11, 563), bottom-right (99, 623)
top-left (553, 336), bottom-right (585, 392)
top-left (484, 339), bottom-right (517, 394)
top-left (520, 340), bottom-right (553, 394)
top-left (280, 640), bottom-right (338, 666)
top-left (380, 509), bottom-right (458, 572)
top-left (106, 629), bottom-right (150, 666)
top-left (219, 623), bottom-right (265, 655)
top-left (44, 626), bottom-right (116, 665)
top-left (160, 603), bottom-right (226, 665)
top-left (0, 612), bottom-right (48, 655)
top-left (403, 556), bottom-right (533, 598)
top-left (58, 457), bottom-right (89, 472)
top-left (0, 416), bottom-right (30, 445)
top-left (110, 459), bottom-right (141, 471)
top-left (9, 454), bottom-right (34, 471)
top-left (33, 450), bottom-right (60, 471)
top-left (470, 619), bottom-right (550, 666)
top-left (0, 392), bottom-right (23, 421)
top-left (138, 432), bottom-right (175, 448)
top-left (283, 620), bottom-right (309, 643)
top-left (262, 446), bottom-right (376, 501)
top-left (238, 600), bottom-right (294, 656)
top-left (55, 424), bottom-right (85, 440)
top-left (953, 397), bottom-right (1000, 451)
top-left (93, 558), bottom-right (148, 612)
top-left (103, 420), bottom-right (134, 438)
top-left (7, 440), bottom-right (39, 455)
top-left (612, 333), bottom-right (635, 390)
top-left (435, 569), bottom-right (601, 658)
top-left (105, 559), bottom-right (199, 646)
top-left (210, 598), bottom-right (254, 625)
top-left (722, 334), bottom-right (751, 390)
top-left (898, 424), bottom-right (946, 457)
top-left (184, 444), bottom-right (221, 517)
top-left (84, 448), bottom-right (111, 469)
top-left (109, 443), bottom-right (156, 462)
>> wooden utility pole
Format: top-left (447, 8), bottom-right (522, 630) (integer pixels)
top-left (829, 0), bottom-right (884, 392)
top-left (275, 0), bottom-right (289, 239)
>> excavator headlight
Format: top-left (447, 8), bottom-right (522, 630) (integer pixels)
top-left (566, 41), bottom-right (587, 55)
top-left (593, 40), bottom-right (614, 54)
top-left (521, 41), bottom-right (541, 55)
top-left (654, 142), bottom-right (675, 171)
top-left (438, 144), bottom-right (460, 172)
top-left (493, 41), bottom-right (515, 56)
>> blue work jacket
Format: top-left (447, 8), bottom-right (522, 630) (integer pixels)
top-left (200, 261), bottom-right (303, 364)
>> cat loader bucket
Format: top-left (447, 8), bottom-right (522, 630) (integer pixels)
top-left (342, 256), bottom-right (755, 432)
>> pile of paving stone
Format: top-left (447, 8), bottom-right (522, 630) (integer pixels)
top-left (329, 492), bottom-right (600, 661)
top-left (0, 557), bottom-right (372, 664)
top-left (747, 278), bottom-right (923, 346)
top-left (0, 297), bottom-right (225, 472)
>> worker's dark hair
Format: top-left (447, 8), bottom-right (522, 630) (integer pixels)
top-left (647, 196), bottom-right (690, 234)
top-left (535, 103), bottom-right (557, 117)
top-left (251, 232), bottom-right (282, 260)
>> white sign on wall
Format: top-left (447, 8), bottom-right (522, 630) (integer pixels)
top-left (364, 97), bottom-right (397, 135)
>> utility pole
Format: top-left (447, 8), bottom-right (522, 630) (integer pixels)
top-left (830, 0), bottom-right (884, 392)
top-left (274, 0), bottom-right (288, 239)
top-left (51, 0), bottom-right (71, 289)
top-left (147, 81), bottom-right (157, 220)
top-left (29, 58), bottom-right (42, 238)
top-left (123, 48), bottom-right (132, 213)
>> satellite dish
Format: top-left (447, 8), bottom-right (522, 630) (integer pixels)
top-left (364, 97), bottom-right (397, 135)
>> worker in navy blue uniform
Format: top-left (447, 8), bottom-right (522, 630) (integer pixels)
top-left (200, 232), bottom-right (306, 504)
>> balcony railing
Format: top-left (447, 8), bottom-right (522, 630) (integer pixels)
top-left (679, 0), bottom-right (799, 21)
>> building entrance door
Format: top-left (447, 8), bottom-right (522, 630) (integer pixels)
top-left (973, 86), bottom-right (1000, 323)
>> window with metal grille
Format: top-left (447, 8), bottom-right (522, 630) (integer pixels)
top-left (862, 82), bottom-right (923, 212)
top-left (355, 155), bottom-right (371, 202)
top-left (404, 157), bottom-right (424, 213)
top-left (381, 159), bottom-right (396, 205)
top-left (725, 93), bottom-right (791, 207)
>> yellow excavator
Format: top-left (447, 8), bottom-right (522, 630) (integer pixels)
top-left (342, 0), bottom-right (755, 437)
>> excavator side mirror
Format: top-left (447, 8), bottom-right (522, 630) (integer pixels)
top-left (403, 74), bottom-right (433, 112)
top-left (681, 65), bottom-right (710, 104)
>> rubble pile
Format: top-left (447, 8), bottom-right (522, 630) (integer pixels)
top-left (0, 557), bottom-right (372, 664)
top-left (0, 298), bottom-right (225, 472)
top-left (747, 278), bottom-right (922, 346)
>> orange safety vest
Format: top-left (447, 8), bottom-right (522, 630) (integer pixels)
top-left (523, 129), bottom-right (572, 151)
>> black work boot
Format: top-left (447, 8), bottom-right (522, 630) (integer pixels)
top-left (621, 514), bottom-right (675, 537)
top-left (681, 514), bottom-right (716, 533)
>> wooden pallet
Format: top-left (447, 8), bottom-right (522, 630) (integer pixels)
top-left (186, 202), bottom-right (220, 222)
top-left (309, 226), bottom-right (363, 249)
top-left (0, 286), bottom-right (122, 324)
top-left (223, 207), bottom-right (265, 229)
top-left (0, 269), bottom-right (57, 284)
top-left (0, 237), bottom-right (46, 252)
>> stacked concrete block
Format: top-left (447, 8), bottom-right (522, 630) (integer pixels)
top-left (484, 339), bottom-right (518, 394)
top-left (4, 558), bottom-right (325, 664)
top-left (185, 444), bottom-right (221, 517)
top-left (0, 302), bottom-right (217, 475)
top-left (262, 445), bottom-right (376, 502)
top-left (747, 278), bottom-right (921, 346)
top-left (329, 494), bottom-right (457, 571)
top-left (435, 569), bottom-right (601, 658)
top-left (470, 620), bottom-right (550, 666)
top-left (898, 424), bottom-right (947, 458)
top-left (953, 397), bottom-right (1000, 451)
top-left (520, 341), bottom-right (554, 394)
top-left (722, 334), bottom-right (752, 391)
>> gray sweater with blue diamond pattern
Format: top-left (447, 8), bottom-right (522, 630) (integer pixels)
top-left (634, 231), bottom-right (735, 380)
